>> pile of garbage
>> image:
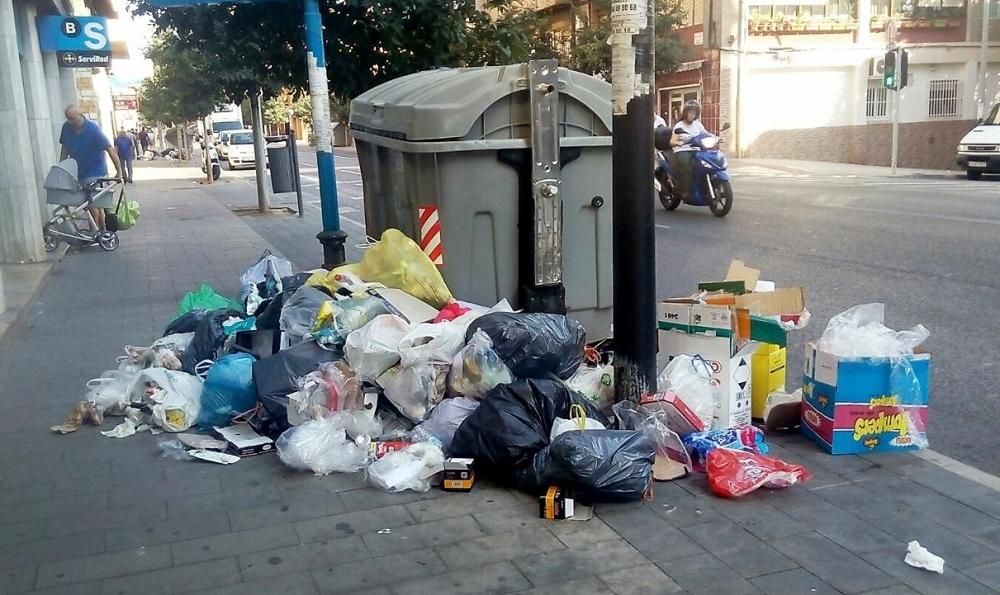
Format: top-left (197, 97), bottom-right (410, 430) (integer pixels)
top-left (51, 231), bottom-right (649, 505)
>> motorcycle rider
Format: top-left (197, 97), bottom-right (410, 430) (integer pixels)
top-left (669, 100), bottom-right (707, 197)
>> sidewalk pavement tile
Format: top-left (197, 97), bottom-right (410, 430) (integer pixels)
top-left (861, 548), bottom-right (998, 594)
top-left (964, 560), bottom-right (1000, 590)
top-left (360, 515), bottom-right (489, 556)
top-left (97, 556), bottom-right (242, 595)
top-left (601, 506), bottom-right (705, 563)
top-left (598, 562), bottom-right (684, 594)
top-left (311, 548), bottom-right (447, 593)
top-left (238, 534), bottom-right (368, 581)
top-left (35, 544), bottom-right (172, 589)
top-left (0, 565), bottom-right (35, 594)
top-left (656, 553), bottom-right (761, 594)
top-left (512, 538), bottom-right (646, 587)
top-left (0, 531), bottom-right (106, 570)
top-left (749, 568), bottom-right (839, 595)
top-left (227, 493), bottom-right (346, 532)
top-left (782, 499), bottom-right (903, 554)
top-left (770, 532), bottom-right (897, 594)
top-left (293, 503), bottom-right (415, 544)
top-left (187, 571), bottom-right (319, 595)
top-left (170, 524), bottom-right (301, 566)
top-left (434, 527), bottom-right (565, 571)
top-left (547, 516), bottom-right (622, 549)
top-left (506, 575), bottom-right (609, 595)
top-left (680, 518), bottom-right (797, 577)
top-left (404, 487), bottom-right (520, 523)
top-left (390, 560), bottom-right (531, 595)
top-left (105, 509), bottom-right (233, 552)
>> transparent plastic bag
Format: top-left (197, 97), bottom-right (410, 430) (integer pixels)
top-left (448, 329), bottom-right (513, 399)
top-left (410, 397), bottom-right (480, 452)
top-left (382, 364), bottom-right (449, 422)
top-left (612, 400), bottom-right (692, 476)
top-left (358, 229), bottom-right (454, 309)
top-left (398, 322), bottom-right (465, 367)
top-left (311, 297), bottom-right (389, 349)
top-left (294, 361), bottom-right (363, 420)
top-left (657, 355), bottom-right (716, 430)
top-left (86, 368), bottom-right (140, 414)
top-left (344, 314), bottom-right (410, 380)
top-left (276, 414), bottom-right (369, 475)
top-left (565, 363), bottom-right (614, 412)
top-left (818, 303), bottom-right (929, 358)
top-left (367, 442), bottom-right (445, 493)
top-left (239, 253), bottom-right (294, 313)
top-left (279, 285), bottom-right (331, 339)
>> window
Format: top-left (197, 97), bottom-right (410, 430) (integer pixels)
top-left (866, 80), bottom-right (889, 121)
top-left (928, 79), bottom-right (961, 119)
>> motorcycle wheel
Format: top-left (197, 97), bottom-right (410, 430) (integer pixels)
top-left (43, 232), bottom-right (59, 253)
top-left (211, 163), bottom-right (222, 180)
top-left (709, 180), bottom-right (733, 217)
top-left (98, 232), bottom-right (120, 252)
top-left (657, 171), bottom-right (681, 210)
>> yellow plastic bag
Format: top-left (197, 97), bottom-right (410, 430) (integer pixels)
top-left (306, 264), bottom-right (364, 295)
top-left (358, 229), bottom-right (454, 309)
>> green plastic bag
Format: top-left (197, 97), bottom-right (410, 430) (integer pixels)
top-left (176, 284), bottom-right (244, 318)
top-left (114, 198), bottom-right (140, 231)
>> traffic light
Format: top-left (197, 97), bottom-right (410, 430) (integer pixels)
top-left (883, 50), bottom-right (897, 89)
top-left (883, 49), bottom-right (909, 90)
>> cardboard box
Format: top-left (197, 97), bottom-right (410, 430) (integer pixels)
top-left (640, 391), bottom-right (706, 435)
top-left (800, 343), bottom-right (931, 455)
top-left (442, 458), bottom-right (475, 492)
top-left (657, 330), bottom-right (756, 429)
top-left (751, 343), bottom-right (787, 419)
top-left (213, 425), bottom-right (275, 457)
top-left (369, 441), bottom-right (412, 460)
top-left (539, 486), bottom-right (574, 520)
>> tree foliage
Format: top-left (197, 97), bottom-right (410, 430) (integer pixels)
top-left (137, 33), bottom-right (224, 125)
top-left (262, 97), bottom-right (290, 126)
top-left (462, 0), bottom-right (562, 66)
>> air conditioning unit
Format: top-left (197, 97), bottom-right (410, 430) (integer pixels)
top-left (869, 57), bottom-right (885, 78)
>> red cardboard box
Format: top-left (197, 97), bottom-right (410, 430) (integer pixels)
top-left (640, 391), bottom-right (706, 435)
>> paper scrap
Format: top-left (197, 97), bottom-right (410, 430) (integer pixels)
top-left (904, 540), bottom-right (944, 574)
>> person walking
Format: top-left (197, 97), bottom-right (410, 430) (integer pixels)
top-left (59, 105), bottom-right (123, 233)
top-left (115, 129), bottom-right (136, 183)
top-left (138, 128), bottom-right (150, 157)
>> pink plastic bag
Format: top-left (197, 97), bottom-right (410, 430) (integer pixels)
top-left (707, 448), bottom-right (811, 498)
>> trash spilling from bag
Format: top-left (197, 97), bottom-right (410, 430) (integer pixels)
top-left (61, 238), bottom-right (926, 514)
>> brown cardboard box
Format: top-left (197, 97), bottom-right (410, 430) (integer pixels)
top-left (442, 458), bottom-right (475, 492)
top-left (539, 486), bottom-right (574, 520)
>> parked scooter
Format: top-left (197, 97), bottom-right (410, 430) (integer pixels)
top-left (655, 123), bottom-right (733, 217)
top-left (202, 145), bottom-right (222, 180)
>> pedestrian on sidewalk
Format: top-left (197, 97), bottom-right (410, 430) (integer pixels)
top-left (59, 105), bottom-right (123, 232)
top-left (115, 129), bottom-right (136, 183)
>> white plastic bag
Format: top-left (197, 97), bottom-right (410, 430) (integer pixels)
top-left (126, 369), bottom-right (203, 432)
top-left (410, 397), bottom-right (480, 451)
top-left (448, 329), bottom-right (513, 399)
top-left (86, 368), bottom-right (140, 414)
top-left (382, 364), bottom-right (448, 422)
top-left (240, 253), bottom-right (294, 313)
top-left (367, 442), bottom-right (445, 493)
top-left (549, 416), bottom-right (606, 440)
top-left (817, 303), bottom-right (929, 358)
top-left (565, 363), bottom-right (614, 412)
top-left (276, 414), bottom-right (369, 475)
top-left (344, 314), bottom-right (411, 380)
top-left (657, 355), bottom-right (716, 431)
top-left (398, 322), bottom-right (465, 367)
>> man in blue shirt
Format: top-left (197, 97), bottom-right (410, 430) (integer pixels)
top-left (59, 105), bottom-right (123, 232)
top-left (114, 129), bottom-right (136, 184)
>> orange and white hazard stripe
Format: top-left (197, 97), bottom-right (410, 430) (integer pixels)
top-left (418, 205), bottom-right (444, 266)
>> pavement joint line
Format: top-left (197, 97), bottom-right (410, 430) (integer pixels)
top-left (916, 449), bottom-right (1000, 493)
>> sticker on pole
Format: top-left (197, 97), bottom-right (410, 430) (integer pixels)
top-left (611, 0), bottom-right (647, 35)
top-left (418, 205), bottom-right (444, 266)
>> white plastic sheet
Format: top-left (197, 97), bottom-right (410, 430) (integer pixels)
top-left (276, 414), bottom-right (369, 475)
top-left (818, 303), bottom-right (929, 358)
top-left (367, 442), bottom-right (445, 493)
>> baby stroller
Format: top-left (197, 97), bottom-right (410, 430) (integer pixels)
top-left (42, 159), bottom-right (122, 252)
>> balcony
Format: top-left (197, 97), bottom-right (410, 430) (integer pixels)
top-left (748, 16), bottom-right (857, 35)
top-left (530, 0), bottom-right (573, 12)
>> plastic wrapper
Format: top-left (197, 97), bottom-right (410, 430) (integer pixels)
top-left (180, 309), bottom-right (246, 375)
top-left (448, 329), bottom-right (513, 399)
top-left (239, 253), bottom-right (294, 314)
top-left (613, 400), bottom-right (693, 478)
top-left (159, 439), bottom-right (193, 461)
top-left (306, 268), bottom-right (371, 295)
top-left (279, 285), bottom-right (331, 339)
top-left (311, 297), bottom-right (389, 349)
top-left (656, 355), bottom-right (716, 430)
top-left (344, 314), bottom-right (411, 380)
top-left (85, 368), bottom-right (141, 414)
top-left (512, 430), bottom-right (655, 502)
top-left (467, 313), bottom-right (586, 380)
top-left (565, 364), bottom-right (614, 412)
top-left (410, 397), bottom-right (480, 452)
top-left (707, 448), bottom-right (811, 498)
top-left (382, 364), bottom-right (449, 423)
top-left (196, 353), bottom-right (257, 429)
top-left (398, 322), bottom-right (465, 367)
top-left (276, 414), bottom-right (370, 475)
top-left (817, 303), bottom-right (929, 358)
top-left (176, 284), bottom-right (243, 319)
top-left (367, 442), bottom-right (445, 493)
top-left (433, 302), bottom-right (471, 323)
top-left (358, 229), bottom-right (454, 309)
top-left (449, 378), bottom-right (608, 469)
top-left (126, 368), bottom-right (203, 432)
top-left (683, 427), bottom-right (769, 471)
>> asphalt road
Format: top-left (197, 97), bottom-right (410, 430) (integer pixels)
top-left (239, 147), bottom-right (1000, 475)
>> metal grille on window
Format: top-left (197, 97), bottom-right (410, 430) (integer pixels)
top-left (928, 79), bottom-right (961, 119)
top-left (866, 80), bottom-right (889, 121)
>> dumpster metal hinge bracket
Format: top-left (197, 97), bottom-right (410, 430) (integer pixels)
top-left (528, 59), bottom-right (562, 287)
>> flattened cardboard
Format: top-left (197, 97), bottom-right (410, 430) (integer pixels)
top-left (213, 425), bottom-right (275, 457)
top-left (735, 287), bottom-right (805, 317)
top-left (370, 288), bottom-right (439, 323)
top-left (726, 259), bottom-right (761, 289)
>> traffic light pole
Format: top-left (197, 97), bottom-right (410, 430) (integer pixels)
top-left (890, 48), bottom-right (901, 176)
top-left (611, 0), bottom-right (657, 403)
top-left (303, 0), bottom-right (347, 268)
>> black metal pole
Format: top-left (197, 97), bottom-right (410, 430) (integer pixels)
top-left (611, 0), bottom-right (657, 403)
top-left (288, 128), bottom-right (304, 218)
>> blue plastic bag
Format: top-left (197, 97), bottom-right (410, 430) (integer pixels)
top-left (197, 353), bottom-right (257, 429)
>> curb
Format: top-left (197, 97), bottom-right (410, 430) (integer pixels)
top-left (916, 449), bottom-right (1000, 493)
top-left (0, 243), bottom-right (68, 348)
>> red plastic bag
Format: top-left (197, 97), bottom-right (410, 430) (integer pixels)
top-left (433, 302), bottom-right (471, 323)
top-left (707, 448), bottom-right (811, 498)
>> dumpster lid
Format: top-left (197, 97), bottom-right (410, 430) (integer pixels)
top-left (350, 64), bottom-right (611, 141)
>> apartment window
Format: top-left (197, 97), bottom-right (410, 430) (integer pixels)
top-left (928, 79), bottom-right (961, 119)
top-left (866, 80), bottom-right (889, 121)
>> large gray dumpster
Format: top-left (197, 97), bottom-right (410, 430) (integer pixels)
top-left (350, 61), bottom-right (613, 336)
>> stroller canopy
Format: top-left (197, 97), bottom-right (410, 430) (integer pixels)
top-left (44, 159), bottom-right (81, 192)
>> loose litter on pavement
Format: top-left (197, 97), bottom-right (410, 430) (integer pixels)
top-left (905, 540), bottom-right (945, 574)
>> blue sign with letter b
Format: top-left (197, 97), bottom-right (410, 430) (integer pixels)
top-left (37, 16), bottom-right (110, 52)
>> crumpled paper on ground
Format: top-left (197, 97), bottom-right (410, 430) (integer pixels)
top-left (904, 540), bottom-right (944, 574)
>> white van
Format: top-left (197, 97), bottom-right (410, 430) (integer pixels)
top-left (956, 103), bottom-right (1000, 179)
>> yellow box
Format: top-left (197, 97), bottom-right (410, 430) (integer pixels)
top-left (752, 344), bottom-right (786, 418)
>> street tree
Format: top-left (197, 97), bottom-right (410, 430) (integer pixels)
top-left (462, 0), bottom-right (562, 66)
top-left (263, 97), bottom-right (291, 127)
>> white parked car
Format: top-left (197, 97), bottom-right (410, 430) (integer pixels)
top-left (225, 130), bottom-right (258, 170)
top-left (216, 130), bottom-right (235, 159)
top-left (956, 103), bottom-right (1000, 180)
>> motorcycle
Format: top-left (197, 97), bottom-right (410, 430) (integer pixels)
top-left (655, 123), bottom-right (732, 217)
top-left (201, 145), bottom-right (222, 181)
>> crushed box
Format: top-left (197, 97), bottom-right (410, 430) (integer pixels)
top-left (442, 458), bottom-right (475, 492)
top-left (539, 486), bottom-right (574, 520)
top-left (213, 425), bottom-right (274, 457)
top-left (800, 343), bottom-right (931, 455)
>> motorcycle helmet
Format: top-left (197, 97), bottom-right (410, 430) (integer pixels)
top-left (682, 100), bottom-right (701, 121)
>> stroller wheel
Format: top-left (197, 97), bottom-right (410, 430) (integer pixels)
top-left (98, 232), bottom-right (120, 252)
top-left (43, 233), bottom-right (59, 253)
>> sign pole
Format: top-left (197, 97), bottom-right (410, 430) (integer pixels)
top-left (611, 0), bottom-right (657, 403)
top-left (980, 0), bottom-right (991, 118)
top-left (304, 0), bottom-right (347, 268)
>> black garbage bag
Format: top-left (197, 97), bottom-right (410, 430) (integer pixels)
top-left (467, 313), bottom-right (586, 380)
top-left (512, 430), bottom-right (655, 502)
top-left (163, 309), bottom-right (211, 336)
top-left (449, 377), bottom-right (607, 467)
top-left (251, 339), bottom-right (339, 434)
top-left (253, 294), bottom-right (285, 331)
top-left (180, 309), bottom-right (245, 374)
top-left (281, 272), bottom-right (312, 294)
